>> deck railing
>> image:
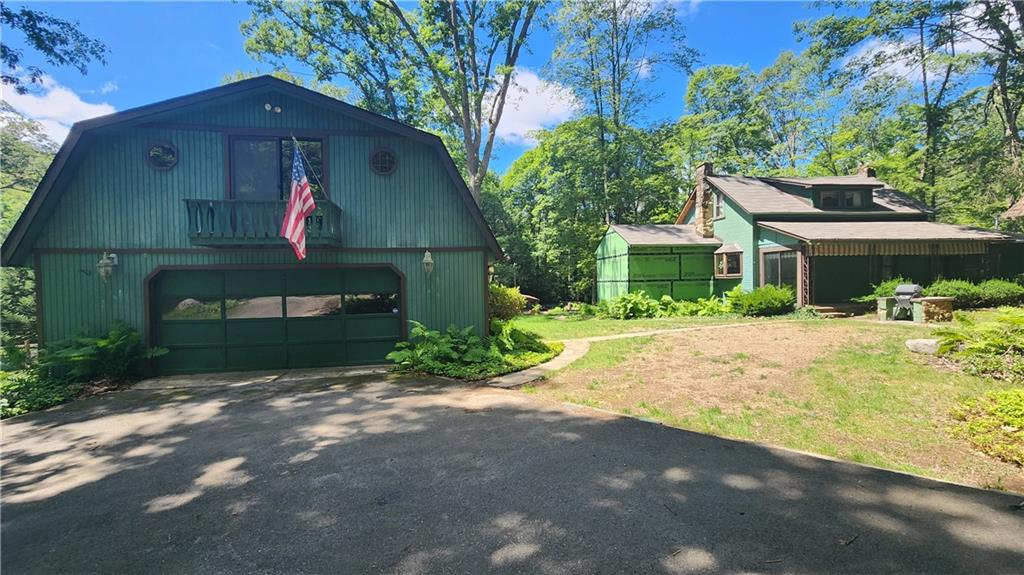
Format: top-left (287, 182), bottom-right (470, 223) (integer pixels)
top-left (183, 198), bottom-right (343, 246)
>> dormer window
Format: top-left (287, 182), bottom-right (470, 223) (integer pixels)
top-left (818, 189), bottom-right (867, 209)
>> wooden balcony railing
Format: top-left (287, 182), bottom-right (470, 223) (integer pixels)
top-left (183, 198), bottom-right (343, 246)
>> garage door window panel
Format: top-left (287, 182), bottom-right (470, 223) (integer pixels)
top-left (344, 293), bottom-right (399, 315)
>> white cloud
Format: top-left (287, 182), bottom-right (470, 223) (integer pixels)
top-left (99, 81), bottom-right (119, 95)
top-left (636, 58), bottom-right (653, 79)
top-left (680, 0), bottom-right (702, 17)
top-left (3, 76), bottom-right (116, 143)
top-left (494, 67), bottom-right (580, 146)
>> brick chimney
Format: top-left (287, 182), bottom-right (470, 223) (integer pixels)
top-left (694, 162), bottom-right (715, 238)
top-left (858, 165), bottom-right (876, 178)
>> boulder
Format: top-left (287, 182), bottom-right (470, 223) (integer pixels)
top-left (905, 338), bottom-right (939, 355)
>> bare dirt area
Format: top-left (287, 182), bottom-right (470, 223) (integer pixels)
top-left (552, 322), bottom-right (879, 413)
top-left (533, 321), bottom-right (1024, 493)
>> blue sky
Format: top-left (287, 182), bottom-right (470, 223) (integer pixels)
top-left (4, 1), bottom-right (817, 172)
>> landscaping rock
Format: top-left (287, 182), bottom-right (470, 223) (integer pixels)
top-left (905, 338), bottom-right (940, 355)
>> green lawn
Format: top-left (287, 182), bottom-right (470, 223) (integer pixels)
top-left (529, 319), bottom-right (1024, 492)
top-left (513, 313), bottom-right (753, 340)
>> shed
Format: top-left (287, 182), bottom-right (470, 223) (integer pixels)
top-left (595, 225), bottom-right (721, 302)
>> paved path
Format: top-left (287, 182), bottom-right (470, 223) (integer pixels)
top-left (3, 373), bottom-right (1021, 574)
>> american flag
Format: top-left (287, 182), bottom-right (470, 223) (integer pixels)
top-left (280, 144), bottom-right (316, 260)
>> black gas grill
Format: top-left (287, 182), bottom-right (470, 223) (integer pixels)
top-left (893, 284), bottom-right (923, 320)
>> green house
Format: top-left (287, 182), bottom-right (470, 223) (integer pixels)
top-left (597, 162), bottom-right (1024, 305)
top-left (1, 77), bottom-right (501, 374)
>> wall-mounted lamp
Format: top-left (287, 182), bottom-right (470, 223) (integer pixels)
top-left (264, 103), bottom-right (282, 113)
top-left (422, 250), bottom-right (434, 277)
top-left (96, 252), bottom-right (118, 281)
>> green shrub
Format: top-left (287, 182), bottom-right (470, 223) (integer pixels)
top-left (0, 369), bottom-right (82, 419)
top-left (387, 320), bottom-right (561, 380)
top-left (731, 285), bottom-right (796, 317)
top-left (950, 388), bottom-right (1024, 466)
top-left (976, 279), bottom-right (1024, 307)
top-left (488, 284), bottom-right (527, 320)
top-left (936, 307), bottom-right (1024, 383)
top-left (852, 276), bottom-right (913, 304)
top-left (39, 322), bottom-right (167, 383)
top-left (606, 291), bottom-right (662, 319)
top-left (924, 279), bottom-right (983, 309)
top-left (0, 323), bottom-right (167, 419)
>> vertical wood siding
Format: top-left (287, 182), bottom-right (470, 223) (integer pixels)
top-left (39, 250), bottom-right (487, 344)
top-left (31, 88), bottom-right (492, 347)
top-left (35, 92), bottom-right (487, 250)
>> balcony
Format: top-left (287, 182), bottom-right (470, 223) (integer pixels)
top-left (183, 198), bottom-right (343, 247)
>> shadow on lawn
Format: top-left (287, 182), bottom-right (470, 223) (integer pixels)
top-left (2, 371), bottom-right (1022, 574)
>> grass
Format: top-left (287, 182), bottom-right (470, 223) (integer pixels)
top-left (529, 319), bottom-right (1024, 491)
top-left (513, 314), bottom-right (747, 340)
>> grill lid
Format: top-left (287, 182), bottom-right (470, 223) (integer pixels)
top-left (894, 284), bottom-right (924, 297)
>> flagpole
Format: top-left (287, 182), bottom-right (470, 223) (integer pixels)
top-left (291, 133), bottom-right (327, 194)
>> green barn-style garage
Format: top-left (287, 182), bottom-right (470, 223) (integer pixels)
top-left (2, 77), bottom-right (502, 374)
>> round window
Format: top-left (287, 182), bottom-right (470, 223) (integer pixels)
top-left (146, 143), bottom-right (178, 171)
top-left (370, 149), bottom-right (397, 176)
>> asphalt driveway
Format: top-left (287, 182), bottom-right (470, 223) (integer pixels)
top-left (2, 369), bottom-right (1022, 574)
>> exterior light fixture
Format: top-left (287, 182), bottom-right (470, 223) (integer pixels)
top-left (422, 250), bottom-right (434, 276)
top-left (264, 103), bottom-right (272, 111)
top-left (96, 252), bottom-right (118, 281)
top-left (273, 106), bottom-right (282, 113)
top-left (264, 103), bottom-right (282, 113)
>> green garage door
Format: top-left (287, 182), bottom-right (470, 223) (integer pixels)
top-left (152, 267), bottom-right (402, 374)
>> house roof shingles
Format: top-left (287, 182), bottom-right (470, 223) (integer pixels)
top-left (610, 224), bottom-right (722, 246)
top-left (1003, 197), bottom-right (1024, 220)
top-left (705, 175), bottom-right (929, 215)
top-left (758, 221), bottom-right (1018, 242)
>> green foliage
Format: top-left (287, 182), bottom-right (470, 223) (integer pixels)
top-left (485, 118), bottom-right (684, 302)
top-left (0, 369), bottom-right (81, 419)
top-left (936, 308), bottom-right (1024, 384)
top-left (1, 103), bottom-right (56, 347)
top-left (38, 322), bottom-right (168, 383)
top-left (598, 291), bottom-right (733, 320)
top-left (730, 285), bottom-right (796, 317)
top-left (852, 276), bottom-right (914, 304)
top-left (924, 279), bottom-right (984, 309)
top-left (951, 388), bottom-right (1024, 466)
top-left (386, 320), bottom-right (560, 381)
top-left (606, 291), bottom-right (663, 319)
top-left (241, 0), bottom-right (540, 196)
top-left (0, 5), bottom-right (108, 94)
top-left (488, 284), bottom-right (527, 321)
top-left (976, 280), bottom-right (1024, 307)
top-left (0, 324), bottom-right (165, 418)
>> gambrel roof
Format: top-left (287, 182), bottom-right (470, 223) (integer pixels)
top-left (1, 76), bottom-right (502, 265)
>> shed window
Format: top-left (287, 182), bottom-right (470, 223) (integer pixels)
top-left (715, 252), bottom-right (742, 278)
top-left (230, 137), bottom-right (324, 200)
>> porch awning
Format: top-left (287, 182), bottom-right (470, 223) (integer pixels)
top-left (758, 221), bottom-right (1018, 257)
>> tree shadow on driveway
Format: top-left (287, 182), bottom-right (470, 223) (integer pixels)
top-left (2, 371), bottom-right (1022, 574)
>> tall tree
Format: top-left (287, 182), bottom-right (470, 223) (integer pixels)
top-left (1, 103), bottom-right (57, 345)
top-left (798, 1), bottom-right (980, 207)
top-left (486, 118), bottom-right (681, 301)
top-left (242, 0), bottom-right (540, 200)
top-left (548, 0), bottom-right (696, 223)
top-left (0, 3), bottom-right (108, 94)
